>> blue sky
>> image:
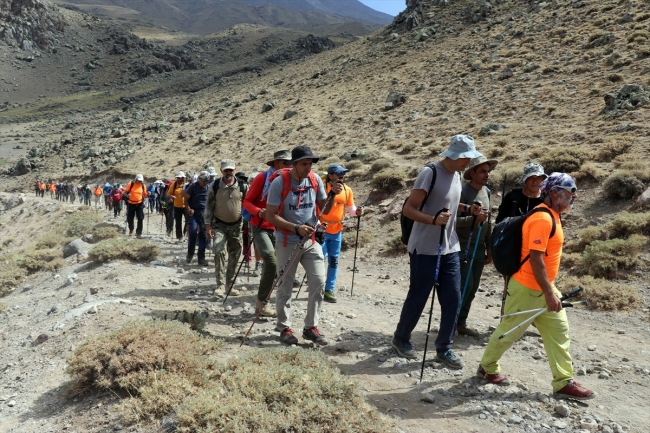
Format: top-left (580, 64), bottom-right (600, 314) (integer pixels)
top-left (358, 0), bottom-right (405, 16)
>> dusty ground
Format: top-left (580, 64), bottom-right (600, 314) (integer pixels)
top-left (0, 193), bottom-right (648, 433)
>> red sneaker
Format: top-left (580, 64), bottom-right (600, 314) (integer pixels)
top-left (303, 326), bottom-right (328, 346)
top-left (553, 380), bottom-right (595, 400)
top-left (280, 328), bottom-right (298, 345)
top-left (477, 365), bottom-right (511, 385)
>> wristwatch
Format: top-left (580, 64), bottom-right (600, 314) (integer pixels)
top-left (294, 224), bottom-right (301, 235)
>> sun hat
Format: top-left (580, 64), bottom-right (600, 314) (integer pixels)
top-left (207, 166), bottom-right (217, 176)
top-left (440, 134), bottom-right (482, 160)
top-left (463, 154), bottom-right (499, 180)
top-left (327, 163), bottom-right (349, 175)
top-left (221, 159), bottom-right (236, 170)
top-left (175, 171), bottom-right (186, 178)
top-left (520, 163), bottom-right (547, 184)
top-left (540, 172), bottom-right (577, 195)
top-left (290, 145), bottom-right (320, 163)
top-left (135, 174), bottom-right (144, 182)
top-left (266, 149), bottom-right (292, 166)
top-left (198, 171), bottom-right (210, 182)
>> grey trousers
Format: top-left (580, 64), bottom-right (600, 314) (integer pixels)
top-left (275, 240), bottom-right (325, 332)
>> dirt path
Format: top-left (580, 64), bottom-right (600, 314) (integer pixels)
top-left (0, 194), bottom-right (649, 432)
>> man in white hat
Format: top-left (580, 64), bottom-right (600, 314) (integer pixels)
top-left (167, 172), bottom-right (187, 240)
top-left (391, 135), bottom-right (482, 369)
top-left (455, 154), bottom-right (498, 337)
top-left (124, 174), bottom-right (150, 238)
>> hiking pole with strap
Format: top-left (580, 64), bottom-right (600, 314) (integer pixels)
top-left (222, 220), bottom-right (263, 302)
top-left (499, 174), bottom-right (508, 322)
top-left (495, 299), bottom-right (588, 319)
top-left (294, 273), bottom-right (308, 300)
top-left (241, 193), bottom-right (335, 346)
top-left (497, 286), bottom-right (584, 340)
top-left (350, 211), bottom-right (362, 297)
top-left (458, 207), bottom-right (488, 314)
top-left (419, 208), bottom-right (448, 384)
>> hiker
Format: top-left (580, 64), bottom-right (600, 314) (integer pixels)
top-left (69, 183), bottom-right (76, 203)
top-left (495, 163), bottom-right (547, 224)
top-left (124, 174), bottom-right (149, 238)
top-left (103, 183), bottom-right (112, 209)
top-left (181, 171), bottom-right (210, 265)
top-left (455, 154), bottom-right (498, 337)
top-left (112, 185), bottom-right (123, 218)
top-left (84, 185), bottom-right (92, 206)
top-left (93, 185), bottom-right (102, 208)
top-left (147, 182), bottom-right (156, 212)
top-left (39, 181), bottom-right (45, 198)
top-left (391, 134), bottom-right (482, 369)
top-left (319, 163), bottom-right (364, 303)
top-left (161, 180), bottom-right (174, 235)
top-left (49, 182), bottom-right (55, 199)
top-left (266, 145), bottom-right (339, 346)
top-left (478, 173), bottom-right (595, 400)
top-left (205, 159), bottom-right (248, 296)
top-left (167, 172), bottom-right (187, 241)
top-left (242, 150), bottom-right (293, 317)
top-left (207, 166), bottom-right (217, 185)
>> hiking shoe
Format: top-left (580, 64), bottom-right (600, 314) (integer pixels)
top-left (129, 231), bottom-right (133, 237)
top-left (457, 324), bottom-right (480, 338)
top-left (256, 300), bottom-right (277, 317)
top-left (553, 380), bottom-right (596, 401)
top-left (280, 328), bottom-right (299, 345)
top-left (186, 254), bottom-right (193, 264)
top-left (293, 278), bottom-right (301, 288)
top-left (436, 350), bottom-right (464, 370)
top-left (391, 337), bottom-right (417, 359)
top-left (198, 258), bottom-right (209, 266)
top-left (225, 285), bottom-right (240, 296)
top-left (136, 234), bottom-right (143, 239)
top-left (252, 261), bottom-right (262, 277)
top-left (303, 327), bottom-right (328, 346)
top-left (477, 365), bottom-right (510, 385)
top-left (323, 291), bottom-right (337, 303)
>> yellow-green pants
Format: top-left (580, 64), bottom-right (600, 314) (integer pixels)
top-left (480, 278), bottom-right (573, 392)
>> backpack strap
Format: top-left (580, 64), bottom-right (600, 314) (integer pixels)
top-left (418, 162), bottom-right (438, 212)
top-left (519, 207), bottom-right (557, 268)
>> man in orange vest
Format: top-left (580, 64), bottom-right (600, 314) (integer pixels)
top-left (93, 185), bottom-right (103, 208)
top-left (124, 174), bottom-right (150, 238)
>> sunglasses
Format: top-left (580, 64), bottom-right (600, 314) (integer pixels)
top-left (555, 185), bottom-right (577, 194)
top-left (334, 172), bottom-right (346, 176)
top-left (283, 161), bottom-right (292, 165)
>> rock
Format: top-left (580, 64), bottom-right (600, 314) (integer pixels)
top-left (577, 366), bottom-right (587, 375)
top-left (48, 304), bottom-right (60, 314)
top-left (32, 334), bottom-right (49, 346)
top-left (602, 83), bottom-right (650, 117)
top-left (262, 100), bottom-right (277, 113)
top-left (633, 186), bottom-right (650, 208)
top-left (508, 415), bottom-right (523, 424)
top-left (420, 392), bottom-right (435, 403)
top-left (63, 274), bottom-right (78, 288)
top-left (63, 239), bottom-right (91, 258)
top-left (499, 68), bottom-right (513, 80)
top-left (588, 345), bottom-right (597, 351)
top-left (7, 400), bottom-right (16, 407)
top-left (283, 110), bottom-right (297, 120)
top-left (161, 411), bottom-right (179, 432)
top-left (580, 419), bottom-right (599, 432)
top-left (385, 91), bottom-right (408, 110)
top-left (553, 420), bottom-right (567, 429)
top-left (555, 404), bottom-right (571, 417)
top-left (479, 123), bottom-right (508, 136)
top-left (532, 350), bottom-right (544, 360)
top-left (346, 313), bottom-right (357, 319)
top-left (598, 372), bottom-right (609, 379)
top-left (413, 27), bottom-right (433, 42)
top-left (82, 234), bottom-right (94, 243)
top-left (617, 329), bottom-right (626, 334)
top-left (589, 32), bottom-right (614, 48)
top-left (87, 306), bottom-right (98, 314)
top-left (90, 287), bottom-right (99, 295)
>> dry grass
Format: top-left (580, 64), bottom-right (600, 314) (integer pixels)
top-left (370, 158), bottom-right (392, 171)
top-left (607, 211), bottom-right (650, 238)
top-left (384, 235), bottom-right (408, 255)
top-left (1, 237), bottom-right (15, 247)
top-left (88, 238), bottom-right (160, 263)
top-left (371, 169), bottom-right (404, 193)
top-left (595, 137), bottom-right (631, 162)
top-left (602, 171), bottom-right (646, 199)
top-left (582, 234), bottom-right (647, 278)
top-left (34, 231), bottom-right (68, 249)
top-left (341, 230), bottom-right (372, 251)
top-left (91, 225), bottom-right (123, 242)
top-left (538, 148), bottom-right (586, 174)
top-left (561, 276), bottom-right (641, 310)
top-left (18, 249), bottom-right (65, 274)
top-left (577, 226), bottom-right (606, 250)
top-left (0, 255), bottom-right (26, 296)
top-left (572, 162), bottom-right (607, 182)
top-left (64, 212), bottom-right (104, 238)
top-left (490, 161), bottom-right (527, 189)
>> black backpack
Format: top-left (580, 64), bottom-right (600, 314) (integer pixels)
top-left (491, 206), bottom-right (556, 277)
top-left (400, 163), bottom-right (437, 245)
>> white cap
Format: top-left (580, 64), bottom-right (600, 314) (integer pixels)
top-left (175, 171), bottom-right (185, 178)
top-left (135, 174), bottom-right (144, 181)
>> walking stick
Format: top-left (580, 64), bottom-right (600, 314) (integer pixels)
top-left (458, 207), bottom-right (487, 314)
top-left (222, 220), bottom-right (263, 302)
top-left (499, 174), bottom-right (508, 321)
top-left (241, 193), bottom-right (335, 346)
top-left (497, 287), bottom-right (584, 340)
top-left (294, 273), bottom-right (308, 300)
top-left (461, 201), bottom-right (482, 264)
top-left (350, 213), bottom-right (361, 297)
top-left (419, 208), bottom-right (448, 383)
top-left (495, 300), bottom-right (587, 319)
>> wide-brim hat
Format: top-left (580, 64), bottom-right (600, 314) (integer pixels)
top-left (266, 149), bottom-right (292, 166)
top-left (290, 145), bottom-right (319, 163)
top-left (521, 162), bottom-right (548, 184)
top-left (463, 154), bottom-right (498, 180)
top-left (440, 134), bottom-right (482, 160)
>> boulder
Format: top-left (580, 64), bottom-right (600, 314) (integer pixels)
top-left (385, 91), bottom-right (408, 110)
top-left (283, 110), bottom-right (297, 120)
top-left (633, 186), bottom-right (650, 208)
top-left (15, 157), bottom-right (32, 175)
top-left (63, 239), bottom-right (92, 258)
top-left (602, 84), bottom-right (650, 116)
top-left (262, 100), bottom-right (277, 113)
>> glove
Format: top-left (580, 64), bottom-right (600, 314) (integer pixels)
top-left (315, 226), bottom-right (326, 245)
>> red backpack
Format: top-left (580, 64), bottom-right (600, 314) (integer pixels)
top-left (112, 189), bottom-right (122, 202)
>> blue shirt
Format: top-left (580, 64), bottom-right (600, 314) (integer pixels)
top-left (184, 182), bottom-right (208, 212)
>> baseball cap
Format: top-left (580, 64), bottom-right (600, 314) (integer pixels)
top-left (221, 159), bottom-right (236, 170)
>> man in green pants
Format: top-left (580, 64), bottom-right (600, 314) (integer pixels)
top-left (455, 154), bottom-right (497, 337)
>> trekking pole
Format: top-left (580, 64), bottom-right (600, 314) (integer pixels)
top-left (350, 211), bottom-right (362, 297)
top-left (495, 300), bottom-right (588, 319)
top-left (294, 273), bottom-right (308, 300)
top-left (458, 207), bottom-right (487, 314)
top-left (497, 287), bottom-right (584, 340)
top-left (223, 220), bottom-right (263, 302)
top-left (461, 201), bottom-right (482, 263)
top-left (499, 174), bottom-right (508, 321)
top-left (419, 208), bottom-right (448, 383)
top-left (241, 193), bottom-right (336, 346)
top-left (147, 205), bottom-right (150, 235)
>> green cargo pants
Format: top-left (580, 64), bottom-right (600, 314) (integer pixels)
top-left (212, 221), bottom-right (243, 288)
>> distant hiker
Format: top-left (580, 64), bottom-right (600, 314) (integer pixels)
top-left (391, 134), bottom-right (482, 369)
top-left (205, 159), bottom-right (248, 296)
top-left (495, 163), bottom-right (547, 224)
top-left (103, 183), bottom-right (112, 209)
top-left (112, 185), bottom-right (123, 218)
top-left (69, 183), bottom-right (76, 203)
top-left (478, 173), bottom-right (595, 400)
top-left (124, 174), bottom-right (149, 238)
top-left (161, 180), bottom-right (174, 236)
top-left (147, 182), bottom-right (156, 212)
top-left (266, 145), bottom-right (339, 346)
top-left (49, 182), bottom-right (55, 199)
top-left (242, 149), bottom-right (293, 317)
top-left (455, 154), bottom-right (498, 337)
top-left (93, 185), bottom-right (102, 208)
top-left (319, 163), bottom-right (364, 303)
top-left (207, 166), bottom-right (217, 185)
top-left (84, 185), bottom-right (92, 206)
top-left (182, 171), bottom-right (210, 265)
top-left (167, 172), bottom-right (187, 241)
top-left (34, 180), bottom-right (40, 196)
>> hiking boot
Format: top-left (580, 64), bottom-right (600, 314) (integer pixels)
top-left (129, 231), bottom-right (133, 237)
top-left (186, 253), bottom-right (193, 264)
top-left (553, 380), bottom-right (596, 401)
top-left (252, 261), bottom-right (262, 277)
top-left (391, 337), bottom-right (417, 359)
top-left (303, 326), bottom-right (328, 346)
top-left (477, 365), bottom-right (510, 385)
top-left (457, 324), bottom-right (480, 338)
top-left (323, 291), bottom-right (337, 303)
top-left (293, 278), bottom-right (301, 288)
top-left (136, 234), bottom-right (142, 239)
top-left (198, 251), bottom-right (208, 266)
top-left (225, 285), bottom-right (240, 296)
top-left (256, 300), bottom-right (276, 317)
top-left (280, 327), bottom-right (299, 345)
top-left (436, 349), bottom-right (464, 370)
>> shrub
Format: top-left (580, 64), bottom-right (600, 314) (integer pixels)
top-left (0, 256), bottom-right (26, 296)
top-left (384, 235), bottom-right (407, 255)
top-left (1, 237), bottom-right (15, 247)
top-left (561, 276), bottom-right (641, 310)
top-left (345, 159), bottom-right (363, 170)
top-left (607, 211), bottom-right (650, 238)
top-left (341, 230), bottom-right (372, 251)
top-left (572, 162), bottom-right (607, 182)
top-left (538, 148), bottom-right (585, 174)
top-left (88, 238), bottom-right (160, 263)
top-left (64, 212), bottom-right (103, 238)
top-left (91, 226), bottom-right (122, 242)
top-left (371, 169), bottom-right (404, 193)
top-left (490, 161), bottom-right (526, 189)
top-left (18, 249), bottom-right (65, 274)
top-left (34, 231), bottom-right (67, 249)
top-left (602, 171), bottom-right (646, 199)
top-left (560, 252), bottom-right (582, 269)
top-left (607, 73), bottom-right (625, 82)
top-left (370, 158), bottom-right (392, 172)
top-left (627, 30), bottom-right (650, 43)
top-left (595, 138), bottom-right (631, 162)
top-left (582, 234), bottom-right (647, 278)
top-left (577, 226), bottom-right (605, 250)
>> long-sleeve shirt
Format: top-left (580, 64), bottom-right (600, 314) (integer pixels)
top-left (242, 170), bottom-right (275, 230)
top-left (455, 183), bottom-right (492, 250)
top-left (495, 188), bottom-right (544, 224)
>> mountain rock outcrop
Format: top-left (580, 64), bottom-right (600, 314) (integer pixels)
top-left (0, 0), bottom-right (66, 50)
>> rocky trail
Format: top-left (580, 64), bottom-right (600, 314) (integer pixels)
top-left (0, 193), bottom-right (649, 432)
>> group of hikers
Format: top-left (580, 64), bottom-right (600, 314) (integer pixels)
top-left (29, 136), bottom-right (594, 401)
top-left (33, 180), bottom-right (110, 207)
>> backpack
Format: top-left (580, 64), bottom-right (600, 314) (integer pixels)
top-left (125, 182), bottom-right (146, 202)
top-left (212, 177), bottom-right (247, 196)
top-left (491, 206), bottom-right (557, 277)
top-left (400, 163), bottom-right (437, 245)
